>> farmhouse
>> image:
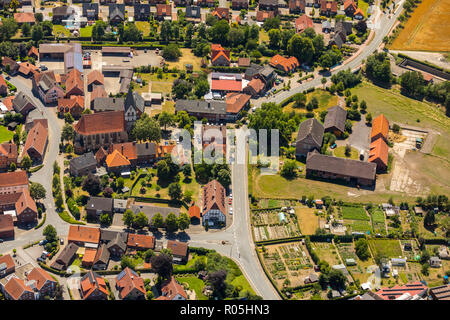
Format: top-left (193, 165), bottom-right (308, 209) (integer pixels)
top-left (22, 121), bottom-right (48, 163)
top-left (371, 114), bottom-right (389, 143)
top-left (269, 55), bottom-right (299, 73)
top-left (295, 14), bottom-right (313, 33)
top-left (175, 100), bottom-right (227, 122)
top-left (0, 189), bottom-right (38, 224)
top-left (295, 118), bottom-right (324, 157)
top-left (32, 71), bottom-right (65, 105)
top-left (0, 142), bottom-right (18, 171)
top-left (368, 138), bottom-right (389, 172)
top-left (12, 92), bottom-right (36, 116)
top-left (202, 180), bottom-right (226, 227)
top-left (0, 170), bottom-right (28, 194)
top-left (324, 105), bottom-right (347, 136)
top-left (0, 215), bottom-right (14, 239)
top-left (305, 151), bottom-right (377, 186)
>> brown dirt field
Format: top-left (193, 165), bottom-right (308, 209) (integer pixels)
top-left (391, 0), bottom-right (450, 52)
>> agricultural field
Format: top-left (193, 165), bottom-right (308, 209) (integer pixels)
top-left (258, 199), bottom-right (294, 209)
top-left (252, 208), bottom-right (301, 241)
top-left (390, 0), bottom-right (450, 52)
top-left (296, 207), bottom-right (320, 235)
top-left (310, 242), bottom-right (341, 266)
top-left (371, 209), bottom-right (387, 236)
top-left (259, 242), bottom-right (315, 288)
top-left (341, 206), bottom-right (370, 221)
top-left (368, 239), bottom-right (403, 258)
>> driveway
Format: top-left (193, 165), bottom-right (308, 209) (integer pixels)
top-left (347, 115), bottom-right (371, 158)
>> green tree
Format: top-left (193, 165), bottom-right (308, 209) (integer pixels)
top-left (61, 123), bottom-right (74, 142)
top-left (168, 182), bottom-right (183, 201)
top-left (132, 113), bottom-right (162, 143)
top-left (21, 23), bottom-right (31, 37)
top-left (152, 212), bottom-right (164, 228)
top-left (280, 159), bottom-right (297, 178)
top-left (123, 22), bottom-right (143, 42)
top-left (194, 80), bottom-right (210, 98)
top-left (162, 43), bottom-right (182, 61)
top-left (355, 238), bottom-right (370, 261)
top-left (134, 212), bottom-right (149, 229)
top-left (399, 71), bottom-right (425, 99)
top-left (30, 182), bottom-right (46, 201)
top-left (365, 52), bottom-right (392, 85)
top-left (31, 24), bottom-right (43, 42)
top-left (43, 224), bottom-right (57, 242)
top-left (165, 212), bottom-right (179, 232)
top-left (122, 209), bottom-right (135, 229)
top-left (288, 34), bottom-right (315, 65)
top-left (158, 112), bottom-right (175, 131)
top-left (0, 18), bottom-right (18, 41)
top-left (21, 155), bottom-right (32, 171)
top-left (150, 253), bottom-right (173, 280)
top-left (268, 28), bottom-right (281, 49)
top-left (99, 213), bottom-right (112, 226)
top-left (177, 212), bottom-right (190, 231)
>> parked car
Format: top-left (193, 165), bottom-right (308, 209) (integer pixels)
top-left (330, 143), bottom-right (337, 149)
top-left (37, 257), bottom-right (45, 263)
top-left (42, 250), bottom-right (49, 256)
top-left (5, 76), bottom-right (10, 80)
top-left (229, 207), bottom-right (233, 215)
top-left (0, 239), bottom-right (3, 243)
top-left (60, 238), bottom-right (64, 245)
top-left (39, 239), bottom-right (47, 246)
top-left (228, 198), bottom-right (232, 205)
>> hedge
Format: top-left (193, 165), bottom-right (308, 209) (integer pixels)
top-left (209, 66), bottom-right (247, 73)
top-left (255, 236), bottom-right (304, 246)
top-left (423, 238), bottom-right (449, 245)
top-left (57, 210), bottom-right (85, 225)
top-left (34, 213), bottom-right (46, 230)
top-left (397, 53), bottom-right (450, 73)
top-left (29, 164), bottom-right (44, 173)
top-left (189, 247), bottom-right (215, 255)
top-left (38, 262), bottom-right (66, 276)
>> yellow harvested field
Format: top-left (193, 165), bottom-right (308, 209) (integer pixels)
top-left (391, 0), bottom-right (450, 52)
top-left (295, 207), bottom-right (319, 235)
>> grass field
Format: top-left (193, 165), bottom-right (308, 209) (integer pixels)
top-left (341, 206), bottom-right (370, 221)
top-left (350, 220), bottom-right (372, 233)
top-left (311, 242), bottom-right (341, 266)
top-left (368, 239), bottom-right (402, 258)
top-left (357, 0), bottom-right (369, 17)
top-left (80, 26), bottom-right (93, 38)
top-left (333, 146), bottom-right (359, 160)
top-left (295, 207), bottom-right (319, 235)
top-left (166, 49), bottom-right (203, 72)
top-left (52, 25), bottom-right (71, 37)
top-left (371, 209), bottom-right (387, 235)
top-left (283, 89), bottom-right (339, 116)
top-left (0, 126), bottom-right (14, 143)
top-left (371, 209), bottom-right (385, 223)
top-left (135, 21), bottom-right (151, 36)
top-left (390, 0), bottom-right (450, 52)
top-left (176, 276), bottom-right (208, 300)
top-left (135, 72), bottom-right (178, 96)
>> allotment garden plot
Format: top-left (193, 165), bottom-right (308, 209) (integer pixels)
top-left (310, 242), bottom-right (342, 266)
top-left (368, 239), bottom-right (403, 258)
top-left (336, 242), bottom-right (376, 284)
top-left (252, 208), bottom-right (301, 241)
top-left (370, 208), bottom-right (387, 236)
top-left (340, 206), bottom-right (373, 235)
top-left (259, 242), bottom-right (315, 288)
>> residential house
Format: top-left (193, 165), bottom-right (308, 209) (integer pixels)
top-left (0, 170), bottom-right (28, 195)
top-left (22, 121), bottom-right (48, 163)
top-left (304, 273), bottom-right (319, 284)
top-left (371, 114), bottom-right (389, 143)
top-left (127, 233), bottom-right (155, 251)
top-left (92, 243), bottom-right (110, 270)
top-left (82, 248), bottom-right (97, 268)
top-left (95, 147), bottom-right (108, 166)
top-left (73, 111), bottom-right (128, 153)
top-left (368, 138), bottom-right (388, 172)
top-left (0, 189), bottom-right (38, 224)
top-left (295, 118), bottom-right (324, 157)
top-left (211, 7), bottom-right (230, 21)
top-left (354, 8), bottom-right (364, 20)
top-left (116, 267), bottom-right (146, 300)
top-left (238, 57), bottom-right (251, 68)
top-left (305, 150), bottom-right (377, 186)
top-left (1, 57), bottom-right (19, 74)
top-left (0, 142), bottom-right (18, 171)
top-left (269, 54), bottom-right (299, 73)
top-left (244, 64), bottom-right (276, 91)
top-left (157, 277), bottom-right (187, 300)
top-left (65, 68), bottom-right (84, 98)
top-left (25, 116), bottom-right (47, 133)
top-left (108, 4), bottom-right (125, 24)
top-left (0, 215), bottom-right (14, 239)
top-left (124, 86), bottom-right (145, 130)
top-left (324, 105), bottom-right (347, 136)
top-left (189, 205), bottom-right (201, 224)
top-left (175, 100), bottom-right (227, 122)
top-left (108, 142), bottom-right (138, 167)
top-left (58, 96), bottom-right (84, 118)
top-left (90, 85), bottom-right (108, 108)
top-left (255, 10), bottom-right (275, 22)
top-left (0, 75), bottom-right (7, 96)
top-left (259, 0), bottom-right (278, 11)
top-left (12, 92), bottom-right (36, 116)
top-left (85, 197), bottom-right (113, 218)
top-left (28, 47), bottom-right (39, 60)
top-left (105, 150), bottom-right (131, 175)
top-left (32, 71), bottom-right (64, 105)
top-left (320, 0), bottom-right (337, 16)
top-left (18, 62), bottom-right (39, 78)
top-left (27, 267), bottom-right (57, 298)
top-left (231, 0), bottom-right (248, 10)
top-left (80, 271), bottom-right (108, 300)
top-left (185, 5), bottom-right (201, 20)
top-left (343, 0), bottom-right (357, 16)
top-left (202, 180), bottom-right (226, 227)
top-left (166, 240), bottom-right (188, 263)
top-left (335, 20), bottom-right (353, 36)
top-left (136, 142), bottom-right (157, 165)
top-left (197, 0), bottom-right (215, 7)
top-left (134, 3), bottom-right (151, 20)
top-left (295, 14), bottom-right (313, 33)
top-left (289, 0), bottom-right (306, 13)
top-left (0, 254), bottom-right (15, 278)
top-left (70, 152), bottom-right (97, 176)
top-left (243, 78), bottom-right (265, 97)
top-left (211, 44), bottom-right (231, 67)
top-left (68, 225), bottom-right (100, 247)
top-left (50, 243), bottom-right (79, 270)
top-left (100, 229), bottom-right (128, 257)
top-left (52, 6), bottom-right (76, 24)
top-left (82, 3), bottom-right (99, 21)
top-left (14, 12), bottom-right (35, 25)
top-left (3, 277), bottom-right (36, 300)
top-left (225, 92), bottom-right (251, 121)
top-left (156, 4), bottom-right (172, 20)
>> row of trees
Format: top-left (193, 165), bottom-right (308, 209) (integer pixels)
top-left (122, 209), bottom-right (190, 233)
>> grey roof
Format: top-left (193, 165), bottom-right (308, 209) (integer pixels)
top-left (212, 72), bottom-right (242, 80)
top-left (186, 5), bottom-right (201, 18)
top-left (306, 151), bottom-right (377, 181)
top-left (260, 65), bottom-right (275, 79)
top-left (94, 243), bottom-right (110, 265)
top-left (92, 97), bottom-right (125, 112)
top-left (113, 199), bottom-right (127, 210)
top-left (335, 20), bottom-right (353, 35)
top-left (175, 100), bottom-right (227, 115)
top-left (245, 63), bottom-right (263, 78)
top-left (124, 86), bottom-right (145, 114)
top-left (109, 4), bottom-right (125, 20)
top-left (12, 91), bottom-right (35, 113)
top-left (134, 3), bottom-right (150, 16)
top-left (52, 243), bottom-right (79, 269)
top-left (331, 32), bottom-right (344, 48)
top-left (70, 152), bottom-right (96, 171)
top-left (259, 0), bottom-right (278, 6)
top-left (100, 229), bottom-right (127, 243)
top-left (136, 142), bottom-right (156, 157)
top-left (296, 118), bottom-right (324, 147)
top-left (86, 197), bottom-right (113, 212)
top-left (53, 5), bottom-right (75, 17)
top-left (131, 204), bottom-right (180, 222)
top-left (322, 20), bottom-right (331, 29)
top-left (82, 3), bottom-right (99, 16)
top-left (324, 105), bottom-right (347, 133)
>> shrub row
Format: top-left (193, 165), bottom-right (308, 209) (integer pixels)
top-left (255, 236), bottom-right (304, 246)
top-left (34, 213), bottom-right (46, 230)
top-left (189, 247), bottom-right (215, 255)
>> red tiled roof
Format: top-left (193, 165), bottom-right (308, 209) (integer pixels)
top-left (105, 149), bottom-right (130, 168)
top-left (82, 248), bottom-right (97, 265)
top-left (167, 240), bottom-right (188, 257)
top-left (246, 78), bottom-right (265, 94)
top-left (28, 46), bottom-right (38, 58)
top-left (87, 70), bottom-right (104, 86)
top-left (95, 147), bottom-right (108, 163)
top-left (226, 92), bottom-right (251, 114)
top-left (23, 121), bottom-right (48, 159)
top-left (58, 95), bottom-right (85, 113)
top-left (295, 15), bottom-right (314, 33)
top-left (2, 96), bottom-right (15, 111)
top-left (0, 170), bottom-right (28, 188)
top-left (27, 267), bottom-right (56, 291)
top-left (127, 233), bottom-right (155, 250)
top-left (74, 111), bottom-right (126, 135)
top-left (354, 8), bottom-right (364, 16)
top-left (189, 205), bottom-right (201, 219)
top-left (202, 179), bottom-right (226, 215)
top-left (15, 188), bottom-right (38, 216)
top-left (156, 4), bottom-right (171, 16)
top-left (4, 277), bottom-right (34, 300)
top-left (0, 142), bottom-right (18, 161)
top-left (80, 271), bottom-right (108, 299)
top-left (65, 68), bottom-right (84, 96)
top-left (0, 75), bottom-right (7, 88)
top-left (212, 50), bottom-right (231, 63)
top-left (110, 142), bottom-right (137, 162)
top-left (90, 85), bottom-right (107, 102)
top-left (375, 282), bottom-right (428, 300)
top-left (158, 277), bottom-right (187, 300)
top-left (14, 12), bottom-right (35, 24)
top-left (116, 267), bottom-right (146, 299)
top-left (369, 138), bottom-right (388, 167)
top-left (371, 114), bottom-right (389, 140)
top-left (212, 7), bottom-right (229, 20)
top-left (256, 10), bottom-right (274, 22)
top-left (68, 225), bottom-right (100, 244)
top-left (0, 254), bottom-right (15, 273)
top-left (344, 0), bottom-right (356, 10)
top-left (18, 62), bottom-right (39, 76)
top-left (270, 54), bottom-right (299, 73)
top-left (211, 79), bottom-right (242, 92)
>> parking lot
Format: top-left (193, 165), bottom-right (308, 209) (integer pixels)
top-left (88, 49), bottom-right (163, 72)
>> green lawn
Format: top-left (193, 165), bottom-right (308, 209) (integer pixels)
top-left (0, 126), bottom-right (14, 143)
top-left (333, 146), bottom-right (359, 160)
top-left (368, 239), bottom-right (402, 258)
top-left (135, 21), bottom-right (150, 36)
top-left (350, 220), bottom-right (373, 233)
top-left (52, 25), bottom-right (71, 37)
top-left (371, 209), bottom-right (385, 223)
top-left (341, 206), bottom-right (369, 221)
top-left (283, 89), bottom-right (339, 116)
top-left (135, 72), bottom-right (178, 96)
top-left (80, 26), bottom-right (93, 38)
top-left (176, 276), bottom-right (208, 300)
top-left (357, 0), bottom-right (369, 17)
top-left (166, 48), bottom-right (204, 72)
